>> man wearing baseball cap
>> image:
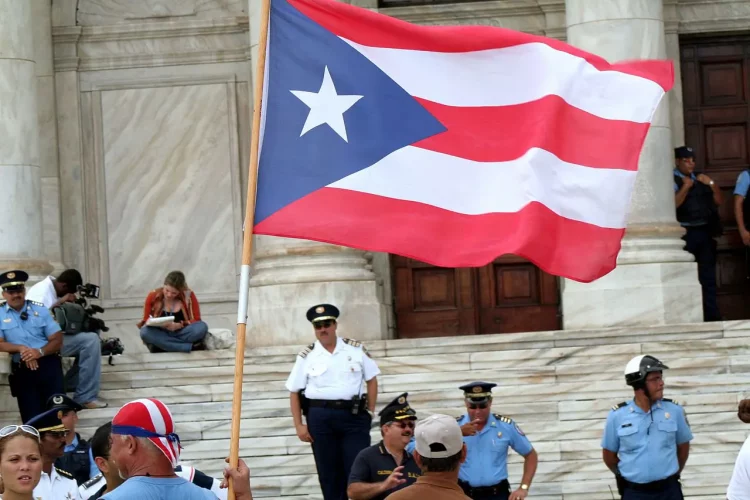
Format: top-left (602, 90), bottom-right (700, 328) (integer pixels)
top-left (99, 398), bottom-right (253, 500)
top-left (388, 414), bottom-right (469, 500)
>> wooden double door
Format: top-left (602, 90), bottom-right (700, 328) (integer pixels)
top-left (392, 255), bottom-right (560, 338)
top-left (681, 35), bottom-right (750, 319)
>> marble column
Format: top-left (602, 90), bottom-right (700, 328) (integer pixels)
top-left (245, 0), bottom-right (387, 347)
top-left (562, 0), bottom-right (703, 327)
top-left (0, 0), bottom-right (52, 279)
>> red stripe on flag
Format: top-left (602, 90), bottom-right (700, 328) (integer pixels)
top-left (254, 187), bottom-right (623, 283)
top-left (413, 96), bottom-right (648, 169)
top-left (286, 0), bottom-right (674, 92)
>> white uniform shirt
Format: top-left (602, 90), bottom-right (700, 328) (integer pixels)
top-left (728, 434), bottom-right (750, 499)
top-left (27, 276), bottom-right (58, 310)
top-left (285, 337), bottom-right (380, 400)
top-left (34, 466), bottom-right (83, 499)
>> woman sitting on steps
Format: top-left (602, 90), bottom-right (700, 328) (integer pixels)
top-left (137, 271), bottom-right (208, 353)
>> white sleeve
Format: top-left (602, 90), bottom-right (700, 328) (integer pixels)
top-left (27, 280), bottom-right (55, 309)
top-left (285, 356), bottom-right (308, 392)
top-left (362, 349), bottom-right (380, 381)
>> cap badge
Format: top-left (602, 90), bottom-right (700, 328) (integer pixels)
top-left (53, 395), bottom-right (64, 404)
top-left (315, 306), bottom-right (325, 314)
top-left (472, 386), bottom-right (482, 393)
top-left (398, 396), bottom-right (406, 404)
top-left (6, 272), bottom-right (14, 279)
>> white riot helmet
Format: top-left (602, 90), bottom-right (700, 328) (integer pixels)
top-left (624, 355), bottom-right (668, 388)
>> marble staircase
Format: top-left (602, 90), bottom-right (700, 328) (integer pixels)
top-left (3, 321), bottom-right (750, 499)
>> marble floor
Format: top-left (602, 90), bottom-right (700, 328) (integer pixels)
top-left (2, 320), bottom-right (750, 498)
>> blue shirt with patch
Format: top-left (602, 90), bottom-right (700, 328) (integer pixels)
top-left (0, 301), bottom-right (60, 362)
top-left (601, 399), bottom-right (692, 484)
top-left (457, 413), bottom-right (533, 487)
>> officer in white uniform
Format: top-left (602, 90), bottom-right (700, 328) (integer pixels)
top-left (26, 407), bottom-right (82, 499)
top-left (286, 303), bottom-right (381, 500)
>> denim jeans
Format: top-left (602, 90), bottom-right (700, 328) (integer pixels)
top-left (140, 321), bottom-right (208, 353)
top-left (61, 331), bottom-right (101, 404)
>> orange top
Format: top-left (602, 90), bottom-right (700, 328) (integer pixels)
top-left (387, 475), bottom-right (470, 500)
top-left (136, 288), bottom-right (202, 328)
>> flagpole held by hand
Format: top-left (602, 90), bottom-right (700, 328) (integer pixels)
top-left (228, 0), bottom-right (271, 496)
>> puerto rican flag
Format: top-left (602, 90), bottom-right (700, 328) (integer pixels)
top-left (253, 0), bottom-right (673, 283)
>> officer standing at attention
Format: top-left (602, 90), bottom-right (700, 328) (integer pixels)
top-left (602, 355), bottom-right (692, 499)
top-left (0, 270), bottom-right (64, 422)
top-left (48, 393), bottom-right (99, 485)
top-left (456, 382), bottom-right (537, 500)
top-left (286, 303), bottom-right (381, 500)
top-left (673, 145), bottom-right (723, 321)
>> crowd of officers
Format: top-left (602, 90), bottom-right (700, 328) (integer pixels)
top-left (286, 304), bottom-right (692, 500)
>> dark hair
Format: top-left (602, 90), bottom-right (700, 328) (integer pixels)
top-left (57, 269), bottom-right (83, 291)
top-left (90, 422), bottom-right (112, 459)
top-left (164, 271), bottom-right (188, 291)
top-left (418, 449), bottom-right (463, 473)
top-left (0, 431), bottom-right (42, 459)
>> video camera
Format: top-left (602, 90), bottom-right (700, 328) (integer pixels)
top-left (73, 283), bottom-right (108, 333)
top-left (77, 283), bottom-right (100, 299)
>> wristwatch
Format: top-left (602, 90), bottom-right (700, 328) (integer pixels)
top-left (38, 348), bottom-right (44, 357)
top-left (520, 484), bottom-right (529, 491)
top-left (709, 180), bottom-right (715, 185)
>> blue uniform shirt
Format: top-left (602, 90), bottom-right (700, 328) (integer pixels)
top-left (0, 300), bottom-right (60, 362)
top-left (64, 434), bottom-right (99, 480)
top-left (601, 399), bottom-right (692, 484)
top-left (457, 413), bottom-right (533, 487)
top-left (734, 170), bottom-right (750, 197)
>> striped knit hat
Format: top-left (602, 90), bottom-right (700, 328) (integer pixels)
top-left (111, 398), bottom-right (181, 467)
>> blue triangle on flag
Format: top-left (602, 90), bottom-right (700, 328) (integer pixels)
top-left (255, 0), bottom-right (446, 224)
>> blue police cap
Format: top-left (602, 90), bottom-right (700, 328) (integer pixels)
top-left (674, 146), bottom-right (695, 159)
top-left (306, 304), bottom-right (340, 323)
top-left (25, 408), bottom-right (68, 433)
top-left (379, 392), bottom-right (417, 426)
top-left (47, 393), bottom-right (83, 413)
top-left (459, 381), bottom-right (497, 403)
top-left (0, 270), bottom-right (29, 292)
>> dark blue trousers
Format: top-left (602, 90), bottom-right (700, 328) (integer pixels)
top-left (683, 226), bottom-right (721, 321)
top-left (307, 406), bottom-right (371, 500)
top-left (622, 478), bottom-right (683, 500)
top-left (9, 355), bottom-right (64, 423)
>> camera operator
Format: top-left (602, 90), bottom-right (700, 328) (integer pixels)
top-left (28, 269), bottom-right (108, 409)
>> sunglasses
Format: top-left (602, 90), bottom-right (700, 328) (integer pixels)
top-left (468, 403), bottom-right (489, 410)
top-left (314, 320), bottom-right (334, 329)
top-left (0, 425), bottom-right (40, 440)
top-left (391, 421), bottom-right (415, 429)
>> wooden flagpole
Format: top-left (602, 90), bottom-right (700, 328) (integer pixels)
top-left (228, 0), bottom-right (271, 496)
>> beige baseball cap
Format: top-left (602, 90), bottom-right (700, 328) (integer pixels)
top-left (414, 414), bottom-right (464, 459)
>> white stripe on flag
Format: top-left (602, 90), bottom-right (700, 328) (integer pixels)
top-left (140, 398), bottom-right (168, 435)
top-left (342, 39), bottom-right (664, 123)
top-left (328, 146), bottom-right (635, 229)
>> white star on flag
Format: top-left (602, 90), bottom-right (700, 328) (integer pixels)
top-left (290, 66), bottom-right (363, 142)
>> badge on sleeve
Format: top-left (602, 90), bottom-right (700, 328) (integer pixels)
top-left (514, 423), bottom-right (525, 436)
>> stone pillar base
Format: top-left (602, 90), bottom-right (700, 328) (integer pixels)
top-left (247, 280), bottom-right (387, 347)
top-left (562, 225), bottom-right (703, 328)
top-left (0, 259), bottom-right (54, 284)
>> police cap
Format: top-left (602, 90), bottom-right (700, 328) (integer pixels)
top-left (674, 146), bottom-right (695, 159)
top-left (25, 408), bottom-right (68, 434)
top-left (0, 270), bottom-right (29, 292)
top-left (47, 393), bottom-right (83, 413)
top-left (306, 303), bottom-right (339, 323)
top-left (459, 381), bottom-right (497, 403)
top-left (379, 392), bottom-right (417, 426)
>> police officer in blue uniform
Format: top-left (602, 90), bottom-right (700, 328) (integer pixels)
top-left (285, 303), bottom-right (381, 500)
top-left (602, 355), bottom-right (692, 499)
top-left (456, 382), bottom-right (538, 500)
top-left (48, 393), bottom-right (99, 485)
top-left (0, 270), bottom-right (64, 422)
top-left (674, 146), bottom-right (723, 321)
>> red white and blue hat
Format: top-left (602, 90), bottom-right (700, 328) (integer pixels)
top-left (111, 398), bottom-right (181, 467)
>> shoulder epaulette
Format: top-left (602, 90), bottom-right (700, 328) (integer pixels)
top-left (82, 473), bottom-right (103, 488)
top-left (662, 398), bottom-right (681, 405)
top-left (28, 300), bottom-right (44, 307)
top-left (456, 416), bottom-right (462, 422)
top-left (494, 414), bottom-right (513, 424)
top-left (298, 343), bottom-right (315, 358)
top-left (343, 337), bottom-right (362, 347)
top-left (55, 466), bottom-right (73, 478)
top-left (611, 401), bottom-right (628, 411)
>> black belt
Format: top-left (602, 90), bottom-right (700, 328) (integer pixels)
top-left (459, 479), bottom-right (510, 497)
top-left (622, 473), bottom-right (680, 492)
top-left (307, 399), bottom-right (358, 410)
